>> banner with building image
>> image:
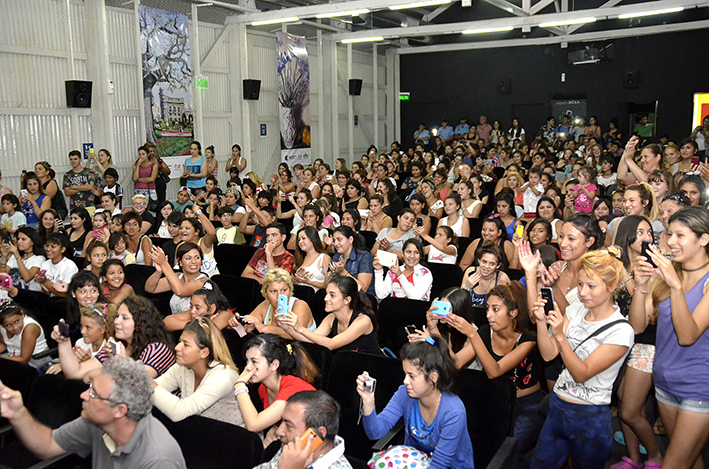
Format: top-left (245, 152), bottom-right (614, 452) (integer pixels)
top-left (276, 32), bottom-right (311, 165)
top-left (140, 5), bottom-right (193, 158)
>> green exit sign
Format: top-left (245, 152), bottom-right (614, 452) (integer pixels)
top-left (399, 92), bottom-right (410, 101)
top-left (196, 77), bottom-right (208, 90)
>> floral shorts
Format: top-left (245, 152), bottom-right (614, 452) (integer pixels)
top-left (626, 343), bottom-right (655, 374)
top-left (368, 445), bottom-right (431, 469)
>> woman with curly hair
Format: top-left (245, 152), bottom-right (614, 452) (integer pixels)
top-left (52, 295), bottom-right (175, 380)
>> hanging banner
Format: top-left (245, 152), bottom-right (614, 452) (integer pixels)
top-left (276, 32), bottom-right (311, 165)
top-left (140, 6), bottom-right (193, 159)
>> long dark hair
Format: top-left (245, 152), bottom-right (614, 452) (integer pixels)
top-left (564, 212), bottom-right (604, 251)
top-left (38, 209), bottom-right (60, 243)
top-left (120, 296), bottom-right (172, 358)
top-left (15, 227), bottom-right (44, 256)
top-left (328, 274), bottom-right (377, 333)
top-left (399, 334), bottom-right (458, 393)
top-left (294, 226), bottom-right (327, 272)
top-left (192, 280), bottom-right (230, 313)
top-left (615, 215), bottom-right (652, 270)
top-left (244, 333), bottom-right (319, 384)
top-left (436, 287), bottom-right (475, 353)
top-left (333, 225), bottom-right (365, 252)
top-left (155, 200), bottom-right (174, 229)
top-left (70, 207), bottom-right (93, 233)
top-left (487, 281), bottom-right (535, 336)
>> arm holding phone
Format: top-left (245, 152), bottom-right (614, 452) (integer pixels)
top-left (50, 321), bottom-right (103, 380)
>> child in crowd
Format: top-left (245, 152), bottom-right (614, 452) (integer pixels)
top-left (1, 194), bottom-right (27, 234)
top-left (417, 225), bottom-right (459, 265)
top-left (65, 271), bottom-right (106, 326)
top-left (102, 167), bottom-right (123, 208)
top-left (108, 232), bottom-right (136, 265)
top-left (521, 167), bottom-right (544, 218)
top-left (162, 211), bottom-right (185, 266)
top-left (36, 233), bottom-right (78, 297)
top-left (89, 211), bottom-right (109, 244)
top-left (569, 166), bottom-right (599, 214)
top-left (84, 241), bottom-right (108, 275)
top-left (216, 206), bottom-right (245, 245)
top-left (100, 259), bottom-right (134, 305)
top-left (239, 199), bottom-right (277, 248)
top-left (0, 300), bottom-right (50, 368)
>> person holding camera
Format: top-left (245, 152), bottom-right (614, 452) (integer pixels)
top-left (357, 335), bottom-right (474, 469)
top-left (528, 250), bottom-right (634, 469)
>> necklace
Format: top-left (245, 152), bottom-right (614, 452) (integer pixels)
top-left (681, 260), bottom-right (709, 273)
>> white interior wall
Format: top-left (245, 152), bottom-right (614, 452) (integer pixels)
top-left (0, 0), bottom-right (389, 205)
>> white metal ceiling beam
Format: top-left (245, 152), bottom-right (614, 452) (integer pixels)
top-left (423, 3), bottom-right (455, 22)
top-left (566, 0), bottom-right (624, 33)
top-left (230, 0), bottom-right (460, 24)
top-left (395, 18), bottom-right (709, 54)
top-left (332, 0), bottom-right (708, 40)
top-left (529, 0), bottom-right (559, 15)
top-left (482, 0), bottom-right (565, 35)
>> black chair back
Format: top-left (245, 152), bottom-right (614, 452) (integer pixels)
top-left (124, 264), bottom-right (173, 316)
top-left (453, 369), bottom-right (516, 469)
top-left (360, 231), bottom-right (378, 252)
top-left (211, 274), bottom-right (262, 315)
top-left (324, 352), bottom-right (405, 461)
top-left (468, 217), bottom-right (483, 239)
top-left (297, 341), bottom-right (333, 390)
top-left (153, 410), bottom-right (263, 469)
top-left (427, 263), bottom-right (463, 300)
top-left (376, 297), bottom-right (431, 354)
top-left (310, 288), bottom-right (329, 325)
top-left (213, 244), bottom-right (259, 276)
top-left (457, 236), bottom-right (474, 265)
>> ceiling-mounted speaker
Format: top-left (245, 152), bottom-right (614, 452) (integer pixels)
top-left (65, 80), bottom-right (92, 108)
top-left (349, 79), bottom-right (363, 96)
top-left (497, 78), bottom-right (511, 94)
top-left (243, 79), bottom-right (261, 100)
top-left (623, 71), bottom-right (639, 88)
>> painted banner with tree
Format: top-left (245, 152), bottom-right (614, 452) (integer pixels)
top-left (277, 32), bottom-right (311, 165)
top-left (140, 5), bottom-right (193, 158)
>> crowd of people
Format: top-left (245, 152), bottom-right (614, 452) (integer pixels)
top-left (1, 111), bottom-right (709, 469)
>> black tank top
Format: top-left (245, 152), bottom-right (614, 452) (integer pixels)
top-left (328, 311), bottom-right (381, 355)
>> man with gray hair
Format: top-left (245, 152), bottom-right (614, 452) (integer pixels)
top-left (255, 390), bottom-right (352, 469)
top-left (0, 357), bottom-right (186, 468)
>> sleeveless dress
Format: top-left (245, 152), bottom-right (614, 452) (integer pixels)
top-left (169, 273), bottom-right (208, 315)
top-left (263, 296), bottom-right (317, 331)
top-left (299, 253), bottom-right (327, 291)
top-left (440, 215), bottom-right (465, 237)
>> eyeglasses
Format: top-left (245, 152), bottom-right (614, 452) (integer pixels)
top-left (664, 193), bottom-right (690, 204)
top-left (88, 381), bottom-right (118, 405)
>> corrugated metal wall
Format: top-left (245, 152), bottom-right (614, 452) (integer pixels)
top-left (0, 0), bottom-right (389, 206)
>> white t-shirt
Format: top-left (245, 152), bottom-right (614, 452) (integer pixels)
top-left (1, 212), bottom-right (27, 231)
top-left (40, 257), bottom-right (79, 290)
top-left (7, 254), bottom-right (46, 291)
top-left (74, 337), bottom-right (106, 358)
top-left (597, 173), bottom-right (617, 188)
top-left (427, 245), bottom-right (457, 265)
top-left (553, 303), bottom-right (634, 405)
top-left (523, 183), bottom-right (544, 214)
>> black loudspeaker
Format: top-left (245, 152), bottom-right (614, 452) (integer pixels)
top-left (65, 80), bottom-right (92, 108)
top-left (623, 71), bottom-right (639, 88)
top-left (349, 79), bottom-right (363, 96)
top-left (243, 79), bottom-right (261, 100)
top-left (497, 78), bottom-right (511, 94)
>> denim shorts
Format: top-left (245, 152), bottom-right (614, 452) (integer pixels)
top-left (656, 387), bottom-right (709, 414)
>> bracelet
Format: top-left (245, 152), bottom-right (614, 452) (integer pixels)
top-left (234, 386), bottom-right (249, 397)
top-left (194, 209), bottom-right (203, 216)
top-left (234, 380), bottom-right (248, 387)
top-left (632, 286), bottom-right (648, 295)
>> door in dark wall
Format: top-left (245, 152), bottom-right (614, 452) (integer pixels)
top-left (511, 103), bottom-right (546, 139)
top-left (400, 101), bottom-right (449, 148)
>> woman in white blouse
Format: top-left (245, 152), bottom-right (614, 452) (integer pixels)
top-left (153, 317), bottom-right (243, 426)
top-left (374, 238), bottom-right (433, 301)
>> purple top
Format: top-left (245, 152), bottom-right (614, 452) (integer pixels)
top-left (654, 270), bottom-right (709, 401)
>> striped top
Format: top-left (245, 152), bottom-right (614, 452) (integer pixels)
top-left (96, 342), bottom-right (175, 377)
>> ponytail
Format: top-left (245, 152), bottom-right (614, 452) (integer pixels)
top-left (184, 317), bottom-right (238, 371)
top-left (329, 274), bottom-right (378, 334)
top-left (244, 334), bottom-right (320, 385)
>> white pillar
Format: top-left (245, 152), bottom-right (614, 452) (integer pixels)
top-left (191, 4), bottom-right (204, 142)
top-left (317, 29), bottom-right (324, 161)
top-left (330, 40), bottom-right (339, 160)
top-left (373, 43), bottom-right (378, 151)
top-left (347, 44), bottom-right (353, 162)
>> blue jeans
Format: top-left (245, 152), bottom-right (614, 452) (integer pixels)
top-left (530, 393), bottom-right (612, 469)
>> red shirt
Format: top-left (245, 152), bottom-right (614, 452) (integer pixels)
top-left (247, 247), bottom-right (294, 278)
top-left (258, 374), bottom-right (315, 409)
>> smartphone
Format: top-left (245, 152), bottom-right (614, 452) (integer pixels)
top-left (540, 287), bottom-right (555, 316)
top-left (641, 240), bottom-right (656, 268)
top-left (0, 276), bottom-right (12, 290)
top-left (108, 339), bottom-right (120, 355)
top-left (300, 428), bottom-right (324, 454)
top-left (431, 299), bottom-right (451, 316)
top-left (20, 189), bottom-right (29, 199)
top-left (277, 294), bottom-right (288, 316)
top-left (405, 324), bottom-right (417, 335)
top-left (416, 217), bottom-right (424, 227)
top-left (515, 225), bottom-right (524, 239)
top-left (3, 235), bottom-right (12, 245)
top-left (58, 321), bottom-right (71, 338)
top-left (692, 156), bottom-right (700, 166)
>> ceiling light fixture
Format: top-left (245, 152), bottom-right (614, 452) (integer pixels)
top-left (539, 17), bottom-right (596, 27)
top-left (462, 26), bottom-right (514, 34)
top-left (390, 0), bottom-right (451, 11)
top-left (316, 9), bottom-right (370, 19)
top-left (341, 36), bottom-right (385, 44)
top-left (251, 16), bottom-right (300, 26)
top-left (618, 6), bottom-right (684, 19)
